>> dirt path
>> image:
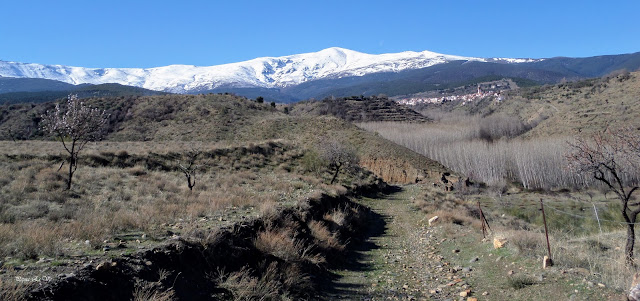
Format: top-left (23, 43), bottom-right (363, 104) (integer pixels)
top-left (324, 185), bottom-right (475, 300)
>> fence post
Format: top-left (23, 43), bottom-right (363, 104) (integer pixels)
top-left (478, 201), bottom-right (487, 238)
top-left (540, 198), bottom-right (553, 268)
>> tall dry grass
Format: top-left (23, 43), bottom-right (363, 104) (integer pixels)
top-left (501, 228), bottom-right (637, 291)
top-left (0, 140), bottom-right (345, 260)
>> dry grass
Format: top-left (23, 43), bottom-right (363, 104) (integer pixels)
top-left (218, 263), bottom-right (283, 301)
top-left (423, 185), bottom-right (637, 296)
top-left (324, 208), bottom-right (347, 227)
top-left (0, 268), bottom-right (29, 301)
top-left (487, 197), bottom-right (638, 292)
top-left (308, 220), bottom-right (345, 251)
top-left (254, 228), bottom-right (323, 265)
top-left (415, 187), bottom-right (482, 228)
top-left (0, 140), bottom-right (365, 261)
top-left (499, 228), bottom-right (638, 291)
top-left (218, 261), bottom-right (312, 301)
top-left (132, 269), bottom-right (176, 301)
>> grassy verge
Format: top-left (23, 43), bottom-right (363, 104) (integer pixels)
top-left (417, 185), bottom-right (629, 300)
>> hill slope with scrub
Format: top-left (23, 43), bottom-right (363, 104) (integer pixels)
top-left (419, 71), bottom-right (640, 138)
top-left (0, 92), bottom-right (457, 300)
top-left (0, 93), bottom-right (450, 184)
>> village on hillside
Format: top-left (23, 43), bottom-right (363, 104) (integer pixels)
top-left (395, 78), bottom-right (516, 106)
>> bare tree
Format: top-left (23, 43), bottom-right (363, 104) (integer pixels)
top-left (319, 140), bottom-right (358, 184)
top-left (567, 128), bottom-right (640, 266)
top-left (41, 95), bottom-right (108, 190)
top-left (177, 147), bottom-right (204, 191)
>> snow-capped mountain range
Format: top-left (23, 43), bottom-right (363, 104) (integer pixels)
top-left (0, 47), bottom-right (540, 93)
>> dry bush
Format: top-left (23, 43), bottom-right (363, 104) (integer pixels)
top-left (0, 221), bottom-right (63, 260)
top-left (132, 283), bottom-right (175, 301)
top-left (255, 228), bottom-right (323, 265)
top-left (259, 201), bottom-right (280, 220)
top-left (183, 223), bottom-right (222, 247)
top-left (280, 263), bottom-right (312, 295)
top-left (132, 269), bottom-right (176, 301)
top-left (502, 229), bottom-right (547, 257)
top-left (218, 262), bottom-right (312, 301)
top-left (218, 264), bottom-right (282, 301)
top-left (323, 208), bottom-right (347, 227)
top-left (308, 220), bottom-right (345, 251)
top-left (0, 269), bottom-right (29, 301)
top-left (415, 188), bottom-right (481, 228)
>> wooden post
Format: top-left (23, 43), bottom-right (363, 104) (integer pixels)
top-left (478, 201), bottom-right (487, 238)
top-left (540, 198), bottom-right (553, 267)
top-left (481, 207), bottom-right (491, 233)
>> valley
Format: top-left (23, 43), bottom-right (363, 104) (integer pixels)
top-left (4, 0), bottom-right (640, 299)
top-left (0, 65), bottom-right (638, 300)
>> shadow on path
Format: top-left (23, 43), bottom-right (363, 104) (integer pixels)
top-left (318, 186), bottom-right (402, 300)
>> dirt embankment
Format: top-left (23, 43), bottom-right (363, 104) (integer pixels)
top-left (24, 183), bottom-right (386, 301)
top-left (360, 157), bottom-right (456, 187)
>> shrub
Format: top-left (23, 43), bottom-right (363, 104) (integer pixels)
top-left (255, 228), bottom-right (322, 264)
top-left (506, 275), bottom-right (536, 289)
top-left (308, 220), bottom-right (344, 251)
top-left (218, 264), bottom-right (281, 300)
top-left (300, 150), bottom-right (325, 175)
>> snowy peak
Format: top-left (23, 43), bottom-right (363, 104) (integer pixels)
top-left (0, 47), bottom-right (539, 93)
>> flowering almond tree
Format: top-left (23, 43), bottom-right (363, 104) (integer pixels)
top-left (567, 128), bottom-right (640, 266)
top-left (42, 95), bottom-right (108, 190)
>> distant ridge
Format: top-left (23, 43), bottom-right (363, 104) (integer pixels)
top-left (0, 47), bottom-right (537, 93)
top-left (1, 48), bottom-right (639, 102)
top-left (0, 78), bottom-right (167, 104)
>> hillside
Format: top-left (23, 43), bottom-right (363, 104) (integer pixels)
top-left (504, 71), bottom-right (640, 137)
top-left (290, 95), bottom-right (430, 123)
top-left (0, 92), bottom-right (458, 299)
top-left (0, 73), bottom-right (634, 301)
top-left (0, 93), bottom-right (449, 184)
top-left (0, 77), bottom-right (77, 93)
top-left (422, 70), bottom-right (640, 138)
top-left (0, 80), bottom-right (168, 104)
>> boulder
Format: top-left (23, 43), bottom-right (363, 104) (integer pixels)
top-left (493, 237), bottom-right (508, 249)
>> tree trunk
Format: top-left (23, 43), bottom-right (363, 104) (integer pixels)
top-left (187, 175), bottom-right (194, 191)
top-left (624, 210), bottom-right (636, 266)
top-left (626, 223), bottom-right (635, 266)
top-left (67, 155), bottom-right (74, 190)
top-left (330, 166), bottom-right (341, 184)
top-left (66, 141), bottom-right (76, 190)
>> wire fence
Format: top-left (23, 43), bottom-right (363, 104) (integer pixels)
top-left (476, 196), bottom-right (640, 225)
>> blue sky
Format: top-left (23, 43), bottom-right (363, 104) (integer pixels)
top-left (1, 0), bottom-right (639, 68)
